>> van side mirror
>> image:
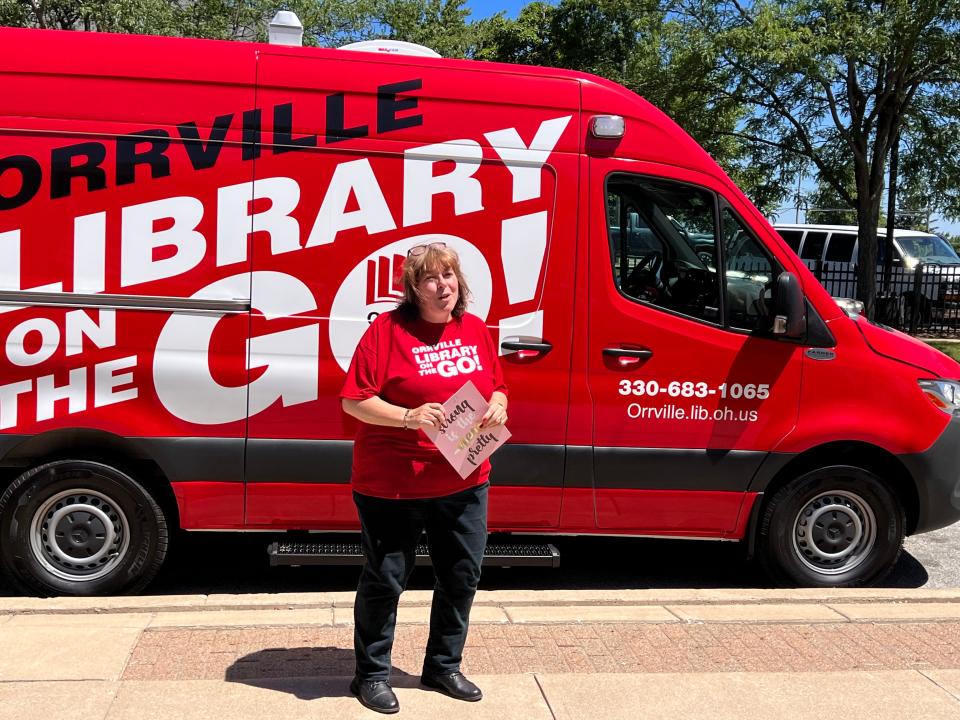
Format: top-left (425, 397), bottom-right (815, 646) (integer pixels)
top-left (772, 272), bottom-right (806, 338)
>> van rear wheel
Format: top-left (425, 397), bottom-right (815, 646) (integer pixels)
top-left (757, 466), bottom-right (904, 587)
top-left (0, 460), bottom-right (168, 596)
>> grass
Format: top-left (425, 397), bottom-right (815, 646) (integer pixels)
top-left (924, 341), bottom-right (960, 362)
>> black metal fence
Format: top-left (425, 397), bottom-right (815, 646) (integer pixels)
top-left (804, 260), bottom-right (960, 336)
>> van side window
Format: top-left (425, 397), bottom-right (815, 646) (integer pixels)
top-left (723, 209), bottom-right (783, 331)
top-left (776, 229), bottom-right (803, 253)
top-left (824, 233), bottom-right (856, 262)
top-left (800, 231), bottom-right (827, 261)
top-left (606, 177), bottom-right (721, 325)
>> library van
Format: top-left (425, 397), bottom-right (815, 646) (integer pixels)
top-left (1, 24), bottom-right (959, 596)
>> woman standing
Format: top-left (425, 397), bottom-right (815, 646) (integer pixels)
top-left (340, 242), bottom-right (508, 714)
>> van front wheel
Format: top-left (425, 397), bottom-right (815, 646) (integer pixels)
top-left (757, 466), bottom-right (904, 587)
top-left (0, 460), bottom-right (168, 596)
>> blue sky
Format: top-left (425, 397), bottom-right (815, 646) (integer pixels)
top-left (464, 1), bottom-right (957, 236)
top-left (467, 1), bottom-right (532, 19)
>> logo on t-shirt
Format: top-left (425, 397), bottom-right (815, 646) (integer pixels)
top-left (411, 338), bottom-right (483, 378)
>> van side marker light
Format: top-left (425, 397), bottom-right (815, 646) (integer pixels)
top-left (339, 39), bottom-right (441, 58)
top-left (268, 11), bottom-right (303, 47)
top-left (590, 115), bottom-right (625, 138)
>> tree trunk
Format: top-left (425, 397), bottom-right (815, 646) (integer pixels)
top-left (883, 129), bottom-right (900, 296)
top-left (855, 182), bottom-right (884, 319)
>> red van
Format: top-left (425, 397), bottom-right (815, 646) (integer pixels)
top-left (1, 27), bottom-right (958, 596)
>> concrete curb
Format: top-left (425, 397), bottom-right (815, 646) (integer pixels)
top-left (1, 587), bottom-right (959, 616)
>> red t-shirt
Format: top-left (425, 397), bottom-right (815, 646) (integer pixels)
top-left (340, 309), bottom-right (508, 499)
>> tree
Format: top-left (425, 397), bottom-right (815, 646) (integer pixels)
top-left (0, 0), bottom-right (176, 33)
top-left (471, 2), bottom-right (554, 65)
top-left (0, 0), bottom-right (375, 46)
top-left (806, 168), bottom-right (858, 225)
top-left (679, 0), bottom-right (960, 317)
top-left (363, 0), bottom-right (478, 58)
top-left (898, 97), bottom-right (960, 224)
top-left (475, 0), bottom-right (785, 210)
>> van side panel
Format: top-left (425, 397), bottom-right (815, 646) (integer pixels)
top-left (0, 31), bottom-right (256, 527)
top-left (775, 317), bottom-right (948, 456)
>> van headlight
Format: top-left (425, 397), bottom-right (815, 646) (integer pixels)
top-left (919, 379), bottom-right (960, 415)
top-left (835, 297), bottom-right (864, 318)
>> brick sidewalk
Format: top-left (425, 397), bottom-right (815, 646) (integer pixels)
top-left (123, 621), bottom-right (960, 681)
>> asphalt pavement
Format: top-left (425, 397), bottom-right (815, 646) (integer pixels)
top-left (0, 521), bottom-right (957, 597)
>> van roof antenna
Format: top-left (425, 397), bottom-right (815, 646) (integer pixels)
top-left (269, 10), bottom-right (303, 47)
top-left (338, 39), bottom-right (441, 58)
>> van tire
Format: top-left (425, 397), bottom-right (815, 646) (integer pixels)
top-left (0, 460), bottom-right (168, 596)
top-left (757, 466), bottom-right (904, 587)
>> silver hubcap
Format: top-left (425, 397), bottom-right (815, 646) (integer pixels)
top-left (29, 489), bottom-right (130, 582)
top-left (792, 490), bottom-right (876, 576)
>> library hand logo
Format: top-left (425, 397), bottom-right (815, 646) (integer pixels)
top-left (366, 253), bottom-right (405, 305)
top-left (329, 236), bottom-right (492, 372)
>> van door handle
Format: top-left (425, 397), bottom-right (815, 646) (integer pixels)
top-left (501, 340), bottom-right (553, 357)
top-left (602, 347), bottom-right (653, 359)
top-left (602, 347), bottom-right (653, 367)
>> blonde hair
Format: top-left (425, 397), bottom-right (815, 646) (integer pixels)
top-left (398, 244), bottom-right (472, 319)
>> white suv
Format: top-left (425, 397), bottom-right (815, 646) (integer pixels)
top-left (773, 223), bottom-right (960, 268)
top-left (773, 224), bottom-right (960, 324)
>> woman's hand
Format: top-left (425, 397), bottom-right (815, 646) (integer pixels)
top-left (479, 401), bottom-right (508, 430)
top-left (405, 402), bottom-right (446, 430)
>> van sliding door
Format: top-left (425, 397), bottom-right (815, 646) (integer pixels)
top-left (243, 51), bottom-right (580, 530)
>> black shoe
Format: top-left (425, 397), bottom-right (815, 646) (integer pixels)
top-left (349, 677), bottom-right (399, 714)
top-left (420, 671), bottom-right (483, 701)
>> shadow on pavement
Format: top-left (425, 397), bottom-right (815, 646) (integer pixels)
top-left (880, 550), bottom-right (929, 588)
top-left (225, 648), bottom-right (414, 700)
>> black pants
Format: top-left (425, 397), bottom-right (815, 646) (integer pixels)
top-left (352, 483), bottom-right (488, 681)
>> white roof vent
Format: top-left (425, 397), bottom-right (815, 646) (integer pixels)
top-left (269, 11), bottom-right (303, 46)
top-left (339, 39), bottom-right (441, 58)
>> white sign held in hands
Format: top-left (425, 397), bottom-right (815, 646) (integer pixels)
top-left (422, 381), bottom-right (511, 479)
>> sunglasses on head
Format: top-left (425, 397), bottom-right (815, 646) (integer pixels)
top-left (407, 241), bottom-right (447, 257)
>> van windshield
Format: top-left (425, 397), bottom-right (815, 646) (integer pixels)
top-left (897, 235), bottom-right (960, 265)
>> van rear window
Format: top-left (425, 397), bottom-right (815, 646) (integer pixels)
top-left (824, 233), bottom-right (856, 262)
top-left (800, 231), bottom-right (828, 261)
top-left (777, 230), bottom-right (802, 253)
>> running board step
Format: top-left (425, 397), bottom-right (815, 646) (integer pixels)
top-left (267, 541), bottom-right (560, 568)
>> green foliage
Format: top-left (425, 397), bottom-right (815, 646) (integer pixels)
top-left (899, 99), bottom-right (960, 224)
top-left (0, 0), bottom-right (31, 26)
top-left (364, 0), bottom-right (475, 57)
top-left (0, 0), bottom-right (374, 44)
top-left (924, 341), bottom-right (960, 361)
top-left (677, 0), bottom-right (960, 315)
top-left (473, 0), bottom-right (781, 209)
top-left (804, 164), bottom-right (857, 224)
top-left (0, 0), bottom-right (176, 33)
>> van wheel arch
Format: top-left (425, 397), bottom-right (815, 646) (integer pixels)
top-left (0, 429), bottom-right (181, 536)
top-left (750, 441), bottom-right (918, 539)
